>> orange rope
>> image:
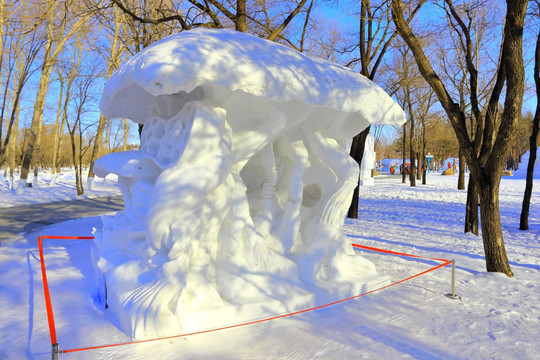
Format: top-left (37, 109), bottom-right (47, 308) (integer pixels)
top-left (38, 236), bottom-right (57, 345)
top-left (41, 236), bottom-right (95, 240)
top-left (62, 243), bottom-right (451, 354)
top-left (37, 235), bottom-right (451, 354)
top-left (351, 243), bottom-right (450, 263)
top-left (63, 259), bottom-right (450, 353)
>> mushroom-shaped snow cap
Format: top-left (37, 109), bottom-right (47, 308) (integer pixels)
top-left (100, 28), bottom-right (405, 128)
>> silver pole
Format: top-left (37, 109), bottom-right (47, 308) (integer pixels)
top-left (51, 343), bottom-right (59, 360)
top-left (451, 260), bottom-right (456, 297)
top-left (445, 260), bottom-right (458, 299)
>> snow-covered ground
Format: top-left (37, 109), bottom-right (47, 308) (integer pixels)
top-left (1, 170), bottom-right (539, 359)
top-left (0, 170), bottom-right (120, 208)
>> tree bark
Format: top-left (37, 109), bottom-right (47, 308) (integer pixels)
top-left (235, 0), bottom-right (247, 32)
top-left (422, 120), bottom-right (426, 185)
top-left (402, 123), bottom-right (407, 184)
top-left (51, 73), bottom-right (64, 184)
top-left (458, 146), bottom-right (465, 190)
top-left (479, 172), bottom-right (513, 276)
top-left (407, 92), bottom-right (416, 186)
top-left (464, 175), bottom-right (479, 235)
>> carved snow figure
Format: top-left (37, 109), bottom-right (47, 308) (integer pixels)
top-left (93, 29), bottom-right (406, 339)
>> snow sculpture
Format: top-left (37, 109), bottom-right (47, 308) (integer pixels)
top-left (93, 29), bottom-right (406, 339)
top-left (359, 134), bottom-right (376, 186)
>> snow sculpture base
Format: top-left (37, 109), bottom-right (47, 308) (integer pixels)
top-left (93, 223), bottom-right (389, 338)
top-left (92, 29), bottom-right (405, 340)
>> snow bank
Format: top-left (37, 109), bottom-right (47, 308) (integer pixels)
top-left (514, 149), bottom-right (540, 177)
top-left (94, 28), bottom-right (406, 339)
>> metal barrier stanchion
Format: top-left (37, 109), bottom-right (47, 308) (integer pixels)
top-left (446, 260), bottom-right (459, 299)
top-left (51, 343), bottom-right (59, 360)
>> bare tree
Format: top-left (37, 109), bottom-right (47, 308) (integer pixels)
top-left (65, 43), bottom-right (100, 195)
top-left (17, 0), bottom-right (101, 194)
top-left (392, 0), bottom-right (528, 276)
top-left (387, 40), bottom-right (435, 186)
top-left (345, 0), bottom-right (425, 218)
top-left (87, 4), bottom-right (125, 190)
top-left (435, 1), bottom-right (505, 233)
top-left (110, 0), bottom-right (310, 43)
top-left (0, 13), bottom-right (43, 169)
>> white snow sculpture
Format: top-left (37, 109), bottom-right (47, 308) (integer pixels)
top-left (93, 28), bottom-right (406, 339)
top-left (359, 134), bottom-right (376, 186)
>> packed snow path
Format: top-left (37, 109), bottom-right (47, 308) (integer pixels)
top-left (0, 195), bottom-right (123, 242)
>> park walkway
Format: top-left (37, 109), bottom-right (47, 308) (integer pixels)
top-left (0, 195), bottom-right (124, 242)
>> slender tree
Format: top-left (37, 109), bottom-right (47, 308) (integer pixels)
top-left (402, 122), bottom-right (407, 183)
top-left (520, 30), bottom-right (540, 230)
top-left (346, 0), bottom-right (425, 218)
top-left (87, 4), bottom-right (125, 190)
top-left (50, 70), bottom-right (65, 185)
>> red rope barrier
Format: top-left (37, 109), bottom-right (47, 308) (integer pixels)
top-left (62, 257), bottom-right (450, 354)
top-left (41, 235), bottom-right (95, 240)
top-left (37, 236), bottom-right (58, 345)
top-left (38, 236), bottom-right (95, 347)
top-left (37, 235), bottom-right (451, 355)
top-left (351, 243), bottom-right (450, 263)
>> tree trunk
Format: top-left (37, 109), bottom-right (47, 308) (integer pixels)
top-left (7, 105), bottom-right (18, 190)
top-left (520, 31), bottom-right (540, 230)
top-left (70, 130), bottom-right (83, 195)
top-left (87, 114), bottom-right (107, 190)
top-left (520, 130), bottom-right (537, 230)
top-left (402, 123), bottom-right (407, 183)
top-left (464, 175), bottom-right (479, 235)
top-left (32, 111), bottom-right (45, 187)
top-left (18, 79), bottom-right (49, 193)
top-left (347, 126), bottom-right (370, 219)
top-left (123, 118), bottom-right (128, 151)
top-left (479, 174), bottom-right (513, 276)
top-left (416, 150), bottom-right (422, 181)
top-left (409, 135), bottom-right (416, 187)
top-left (422, 126), bottom-right (426, 185)
top-left (51, 75), bottom-right (64, 185)
top-left (236, 0), bottom-right (247, 32)
top-left (458, 146), bottom-right (465, 190)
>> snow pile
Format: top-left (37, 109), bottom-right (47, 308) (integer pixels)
top-left (0, 170), bottom-right (119, 208)
top-left (359, 134), bottom-right (376, 185)
top-left (514, 149), bottom-right (540, 177)
top-left (94, 28), bottom-right (406, 339)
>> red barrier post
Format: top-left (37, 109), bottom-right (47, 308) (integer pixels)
top-left (37, 236), bottom-right (58, 345)
top-left (37, 236), bottom-right (61, 360)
